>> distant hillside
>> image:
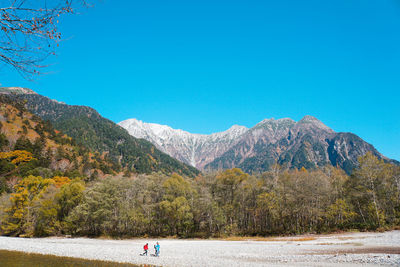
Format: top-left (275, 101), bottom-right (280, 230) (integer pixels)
top-left (120, 116), bottom-right (398, 174)
top-left (0, 95), bottom-right (116, 179)
top-left (1, 87), bottom-right (199, 177)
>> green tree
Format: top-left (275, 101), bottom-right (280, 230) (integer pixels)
top-left (32, 186), bottom-right (60, 236)
top-left (67, 179), bottom-right (121, 236)
top-left (159, 196), bottom-right (193, 236)
top-left (158, 174), bottom-right (194, 236)
top-left (325, 199), bottom-right (356, 227)
top-left (213, 168), bottom-right (249, 235)
top-left (57, 179), bottom-right (85, 222)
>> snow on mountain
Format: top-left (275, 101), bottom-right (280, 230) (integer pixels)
top-left (118, 119), bottom-right (248, 169)
top-left (119, 116), bottom-right (393, 174)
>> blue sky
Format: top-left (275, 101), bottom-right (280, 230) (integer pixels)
top-left (2, 0), bottom-right (400, 160)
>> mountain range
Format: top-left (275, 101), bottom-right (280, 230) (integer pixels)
top-left (0, 87), bottom-right (199, 177)
top-left (1, 86), bottom-right (397, 175)
top-left (119, 116), bottom-right (398, 174)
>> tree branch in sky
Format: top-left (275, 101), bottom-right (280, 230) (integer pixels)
top-left (0, 0), bottom-right (90, 79)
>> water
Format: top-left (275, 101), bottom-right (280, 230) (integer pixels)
top-left (0, 250), bottom-right (149, 267)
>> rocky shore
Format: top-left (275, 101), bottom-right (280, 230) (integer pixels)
top-left (0, 231), bottom-right (399, 266)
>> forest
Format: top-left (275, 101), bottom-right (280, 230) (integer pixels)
top-left (0, 94), bottom-right (399, 238)
top-left (1, 152), bottom-right (399, 238)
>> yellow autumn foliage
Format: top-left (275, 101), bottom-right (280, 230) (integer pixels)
top-left (1, 175), bottom-right (54, 236)
top-left (0, 150), bottom-right (35, 165)
top-left (52, 176), bottom-right (71, 188)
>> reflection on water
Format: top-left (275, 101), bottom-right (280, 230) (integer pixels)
top-left (0, 250), bottom-right (152, 267)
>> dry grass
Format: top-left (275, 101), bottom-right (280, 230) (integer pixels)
top-left (317, 242), bottom-right (334, 246)
top-left (222, 236), bottom-right (316, 242)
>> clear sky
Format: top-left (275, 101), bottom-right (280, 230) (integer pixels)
top-left (2, 0), bottom-right (400, 160)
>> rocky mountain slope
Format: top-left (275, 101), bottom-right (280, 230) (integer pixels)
top-left (120, 116), bottom-right (397, 174)
top-left (119, 119), bottom-right (248, 169)
top-left (0, 87), bottom-right (199, 177)
top-left (0, 94), bottom-right (116, 178)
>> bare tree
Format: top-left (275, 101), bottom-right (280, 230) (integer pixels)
top-left (0, 0), bottom-right (89, 79)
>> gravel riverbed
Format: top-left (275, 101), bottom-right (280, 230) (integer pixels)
top-left (0, 231), bottom-right (399, 266)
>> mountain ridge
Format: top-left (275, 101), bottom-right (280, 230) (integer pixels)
top-left (0, 94), bottom-right (118, 179)
top-left (119, 116), bottom-right (397, 174)
top-left (0, 87), bottom-right (200, 177)
top-left (118, 118), bottom-right (248, 168)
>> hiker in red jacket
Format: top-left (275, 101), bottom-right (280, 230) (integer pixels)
top-left (141, 243), bottom-right (149, 256)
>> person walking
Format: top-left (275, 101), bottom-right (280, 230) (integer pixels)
top-left (155, 242), bottom-right (160, 257)
top-left (152, 244), bottom-right (157, 256)
top-left (141, 243), bottom-right (149, 256)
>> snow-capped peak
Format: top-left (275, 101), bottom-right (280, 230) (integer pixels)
top-left (118, 116), bottom-right (333, 170)
top-left (118, 119), bottom-right (248, 169)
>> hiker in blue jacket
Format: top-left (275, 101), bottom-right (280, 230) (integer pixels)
top-left (155, 242), bottom-right (160, 257)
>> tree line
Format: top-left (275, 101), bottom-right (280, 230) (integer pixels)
top-left (0, 152), bottom-right (399, 238)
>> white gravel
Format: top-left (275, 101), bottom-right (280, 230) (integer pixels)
top-left (0, 231), bottom-right (400, 266)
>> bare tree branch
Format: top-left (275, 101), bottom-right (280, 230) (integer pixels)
top-left (0, 0), bottom-right (91, 80)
